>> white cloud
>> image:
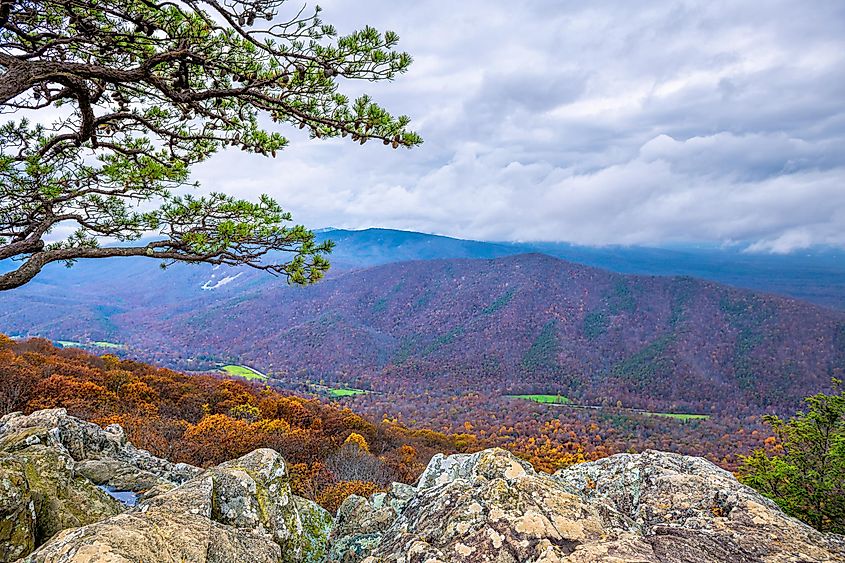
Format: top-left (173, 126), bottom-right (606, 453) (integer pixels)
top-left (188, 0), bottom-right (845, 251)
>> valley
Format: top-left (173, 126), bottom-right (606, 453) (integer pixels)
top-left (2, 229), bottom-right (843, 471)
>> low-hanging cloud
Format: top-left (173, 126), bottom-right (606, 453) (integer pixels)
top-left (192, 0), bottom-right (845, 252)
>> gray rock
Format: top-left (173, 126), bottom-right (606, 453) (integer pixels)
top-left (329, 448), bottom-right (845, 563)
top-left (0, 456), bottom-right (35, 562)
top-left (12, 444), bottom-right (123, 546)
top-left (329, 448), bottom-right (607, 562)
top-left (75, 458), bottom-right (165, 491)
top-left (0, 421), bottom-right (126, 562)
top-left (416, 448), bottom-right (534, 489)
top-left (24, 448), bottom-right (333, 563)
top-left (555, 450), bottom-right (845, 562)
top-left (0, 409), bottom-right (200, 560)
top-left (0, 409), bottom-right (200, 488)
top-left (370, 482), bottom-right (416, 514)
top-left (333, 495), bottom-right (394, 539)
top-left (328, 482), bottom-right (420, 562)
top-left (5, 410), bottom-right (844, 563)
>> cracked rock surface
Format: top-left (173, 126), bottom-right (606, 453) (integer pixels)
top-left (0, 410), bottom-right (331, 563)
top-left (2, 410), bottom-right (844, 563)
top-left (21, 448), bottom-right (332, 563)
top-left (328, 448), bottom-right (845, 563)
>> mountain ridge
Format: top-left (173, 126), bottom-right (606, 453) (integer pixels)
top-left (4, 227), bottom-right (845, 309)
top-left (5, 251), bottom-right (838, 415)
top-left (2, 230), bottom-right (844, 419)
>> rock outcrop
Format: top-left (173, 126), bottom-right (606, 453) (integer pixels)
top-left (328, 448), bottom-right (845, 563)
top-left (0, 410), bottom-right (331, 562)
top-left (0, 409), bottom-right (198, 491)
top-left (2, 410), bottom-right (844, 563)
top-left (555, 450), bottom-right (845, 562)
top-left (23, 448), bottom-right (332, 563)
top-left (0, 409), bottom-right (160, 561)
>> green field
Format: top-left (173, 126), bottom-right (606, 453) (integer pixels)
top-left (221, 365), bottom-right (268, 381)
top-left (92, 341), bottom-right (125, 349)
top-left (327, 388), bottom-right (368, 398)
top-left (508, 394), bottom-right (571, 404)
top-left (505, 394), bottom-right (707, 420)
top-left (644, 412), bottom-right (710, 421)
top-left (55, 340), bottom-right (124, 349)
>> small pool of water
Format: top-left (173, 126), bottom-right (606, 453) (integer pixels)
top-left (98, 485), bottom-right (139, 507)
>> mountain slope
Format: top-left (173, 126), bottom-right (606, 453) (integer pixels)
top-left (174, 254), bottom-right (845, 412)
top-left (3, 228), bottom-right (845, 311)
top-left (6, 253), bottom-right (840, 415)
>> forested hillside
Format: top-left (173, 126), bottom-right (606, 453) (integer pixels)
top-left (182, 253), bottom-right (843, 414)
top-left (6, 253), bottom-right (840, 414)
top-left (0, 336), bottom-right (477, 510)
top-left (0, 334), bottom-right (780, 478)
top-left (4, 251), bottom-right (842, 472)
top-left (0, 332), bottom-right (780, 483)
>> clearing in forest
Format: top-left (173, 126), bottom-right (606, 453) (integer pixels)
top-left (508, 394), bottom-right (571, 404)
top-left (221, 365), bottom-right (268, 381)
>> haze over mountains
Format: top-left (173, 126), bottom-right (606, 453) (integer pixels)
top-left (1, 229), bottom-right (843, 416)
top-left (5, 228), bottom-right (845, 305)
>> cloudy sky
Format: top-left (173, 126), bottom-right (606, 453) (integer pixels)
top-left (194, 0), bottom-right (845, 252)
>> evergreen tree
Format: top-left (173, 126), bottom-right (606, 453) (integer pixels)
top-left (740, 381), bottom-right (845, 532)
top-left (0, 0), bottom-right (421, 289)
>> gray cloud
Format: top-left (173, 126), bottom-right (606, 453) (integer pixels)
top-left (191, 0), bottom-right (845, 251)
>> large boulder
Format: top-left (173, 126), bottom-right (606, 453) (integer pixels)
top-left (329, 483), bottom-right (416, 562)
top-left (0, 410), bottom-right (332, 563)
top-left (0, 410), bottom-right (155, 561)
top-left (555, 450), bottom-right (845, 562)
top-left (0, 409), bottom-right (199, 489)
top-left (328, 448), bottom-right (613, 562)
top-left (9, 445), bottom-right (123, 546)
top-left (23, 448), bottom-right (333, 563)
top-left (0, 409), bottom-right (203, 560)
top-left (328, 448), bottom-right (845, 563)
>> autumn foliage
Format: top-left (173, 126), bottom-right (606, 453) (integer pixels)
top-left (0, 333), bottom-right (774, 507)
top-left (0, 337), bottom-right (468, 509)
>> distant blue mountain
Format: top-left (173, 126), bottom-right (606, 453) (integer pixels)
top-left (2, 228), bottom-right (844, 313)
top-left (511, 241), bottom-right (845, 311)
top-left (315, 228), bottom-right (519, 267)
top-left (315, 229), bottom-right (845, 310)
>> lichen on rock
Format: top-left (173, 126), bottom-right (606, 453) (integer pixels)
top-left (2, 410), bottom-right (845, 563)
top-left (0, 410), bottom-right (333, 563)
top-left (554, 449), bottom-right (845, 562)
top-left (0, 411), bottom-right (134, 561)
top-left (328, 447), bottom-right (845, 563)
top-left (21, 448), bottom-right (332, 563)
top-left (0, 409), bottom-right (199, 489)
top-left (0, 456), bottom-right (35, 562)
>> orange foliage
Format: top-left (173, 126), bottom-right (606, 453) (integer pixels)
top-left (343, 432), bottom-right (370, 453)
top-left (4, 336), bottom-right (653, 510)
top-left (178, 414), bottom-right (259, 466)
top-left (0, 337), bottom-right (475, 510)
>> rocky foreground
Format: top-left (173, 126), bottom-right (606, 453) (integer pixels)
top-left (0, 410), bottom-right (843, 562)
